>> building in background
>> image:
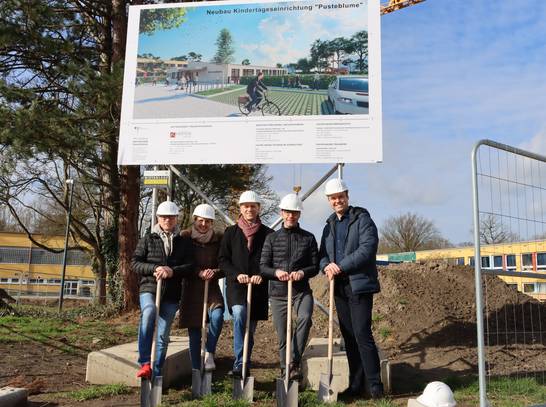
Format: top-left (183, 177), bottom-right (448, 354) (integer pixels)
top-left (0, 232), bottom-right (94, 300)
top-left (378, 240), bottom-right (546, 302)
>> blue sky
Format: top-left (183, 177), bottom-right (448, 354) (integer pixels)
top-left (266, 0), bottom-right (546, 245)
top-left (138, 0), bottom-right (368, 66)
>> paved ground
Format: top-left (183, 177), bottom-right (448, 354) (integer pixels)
top-left (133, 85), bottom-right (262, 119)
top-left (132, 84), bottom-right (333, 119)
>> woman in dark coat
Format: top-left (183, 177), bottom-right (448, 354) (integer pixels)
top-left (179, 204), bottom-right (225, 371)
top-left (218, 190), bottom-right (272, 376)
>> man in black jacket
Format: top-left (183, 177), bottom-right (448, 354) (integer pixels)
top-left (319, 179), bottom-right (384, 400)
top-left (132, 201), bottom-right (193, 379)
top-left (260, 194), bottom-right (318, 380)
top-left (246, 71), bottom-right (267, 111)
top-left (219, 190), bottom-right (272, 376)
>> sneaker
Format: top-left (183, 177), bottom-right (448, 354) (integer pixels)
top-left (204, 352), bottom-right (216, 371)
top-left (136, 363), bottom-right (152, 379)
top-left (228, 367), bottom-right (242, 378)
top-left (370, 385), bottom-right (385, 399)
top-left (289, 363), bottom-right (302, 381)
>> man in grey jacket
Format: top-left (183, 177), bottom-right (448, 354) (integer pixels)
top-left (260, 194), bottom-right (318, 380)
top-left (319, 179), bottom-right (384, 400)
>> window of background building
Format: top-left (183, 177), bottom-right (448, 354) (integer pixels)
top-left (506, 254), bottom-right (516, 270)
top-left (456, 257), bottom-right (465, 266)
top-left (507, 284), bottom-right (518, 290)
top-left (522, 253), bottom-right (533, 270)
top-left (493, 255), bottom-right (503, 269)
top-left (481, 256), bottom-right (491, 268)
top-left (0, 278), bottom-right (8, 282)
top-left (469, 257), bottom-right (475, 266)
top-left (537, 282), bottom-right (546, 293)
top-left (523, 283), bottom-right (535, 293)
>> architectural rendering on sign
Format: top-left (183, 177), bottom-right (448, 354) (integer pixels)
top-left (118, 0), bottom-right (382, 165)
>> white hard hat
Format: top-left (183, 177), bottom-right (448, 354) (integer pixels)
top-left (324, 178), bottom-right (348, 196)
top-left (279, 193), bottom-right (303, 212)
top-left (239, 190), bottom-right (261, 205)
top-left (416, 382), bottom-right (456, 407)
top-left (156, 201), bottom-right (179, 216)
top-left (193, 203), bottom-right (216, 220)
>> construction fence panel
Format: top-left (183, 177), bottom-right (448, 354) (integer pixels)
top-left (472, 140), bottom-right (546, 406)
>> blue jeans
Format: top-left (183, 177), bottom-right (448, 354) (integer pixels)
top-left (188, 307), bottom-right (225, 370)
top-left (138, 292), bottom-right (179, 376)
top-left (231, 304), bottom-right (258, 370)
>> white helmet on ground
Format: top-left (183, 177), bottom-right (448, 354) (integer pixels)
top-left (193, 203), bottom-right (216, 220)
top-left (156, 201), bottom-right (179, 216)
top-left (324, 178), bottom-right (348, 196)
top-left (279, 193), bottom-right (303, 212)
top-left (410, 382), bottom-right (456, 407)
top-left (239, 190), bottom-right (261, 205)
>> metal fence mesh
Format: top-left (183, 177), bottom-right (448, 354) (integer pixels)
top-left (473, 140), bottom-right (546, 405)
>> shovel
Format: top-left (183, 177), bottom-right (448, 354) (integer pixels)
top-left (233, 282), bottom-right (254, 402)
top-left (192, 280), bottom-right (212, 398)
top-left (141, 278), bottom-right (163, 407)
top-left (318, 278), bottom-right (338, 403)
top-left (276, 279), bottom-right (298, 407)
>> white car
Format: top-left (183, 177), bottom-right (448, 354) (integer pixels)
top-left (328, 76), bottom-right (369, 114)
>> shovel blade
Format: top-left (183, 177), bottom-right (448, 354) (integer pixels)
top-left (140, 378), bottom-right (152, 407)
top-left (150, 376), bottom-right (162, 406)
top-left (318, 373), bottom-right (338, 403)
top-left (193, 369), bottom-right (213, 398)
top-left (276, 378), bottom-right (299, 407)
top-left (233, 376), bottom-right (254, 402)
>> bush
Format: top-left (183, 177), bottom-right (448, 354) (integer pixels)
top-left (239, 74), bottom-right (336, 90)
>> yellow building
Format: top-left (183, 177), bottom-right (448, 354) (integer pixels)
top-left (0, 232), bottom-right (95, 300)
top-left (378, 240), bottom-right (546, 302)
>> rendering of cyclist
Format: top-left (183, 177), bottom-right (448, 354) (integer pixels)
top-left (246, 71), bottom-right (267, 111)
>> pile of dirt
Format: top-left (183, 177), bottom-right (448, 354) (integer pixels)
top-left (311, 262), bottom-right (546, 391)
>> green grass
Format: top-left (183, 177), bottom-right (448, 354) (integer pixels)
top-left (65, 384), bottom-right (132, 401)
top-left (209, 88), bottom-right (334, 115)
top-left (446, 376), bottom-right (546, 407)
top-left (196, 85), bottom-right (244, 96)
top-left (0, 306), bottom-right (137, 354)
top-left (379, 327), bottom-right (391, 340)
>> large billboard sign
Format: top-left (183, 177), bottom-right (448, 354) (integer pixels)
top-left (118, 0), bottom-right (382, 165)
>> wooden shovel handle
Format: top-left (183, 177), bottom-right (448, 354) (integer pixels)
top-left (327, 278), bottom-right (334, 376)
top-left (200, 280), bottom-right (209, 370)
top-left (285, 279), bottom-right (293, 384)
top-left (242, 282), bottom-right (252, 380)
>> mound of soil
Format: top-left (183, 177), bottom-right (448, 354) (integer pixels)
top-left (312, 262), bottom-right (546, 392)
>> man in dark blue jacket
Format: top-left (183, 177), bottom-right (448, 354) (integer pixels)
top-left (319, 178), bottom-right (384, 400)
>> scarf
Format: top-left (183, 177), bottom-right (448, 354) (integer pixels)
top-left (190, 224), bottom-right (214, 244)
top-left (237, 215), bottom-right (261, 251)
top-left (152, 223), bottom-right (180, 256)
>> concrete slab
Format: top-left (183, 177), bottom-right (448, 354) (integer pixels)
top-left (0, 386), bottom-right (28, 407)
top-left (302, 338), bottom-right (390, 394)
top-left (86, 336), bottom-right (191, 388)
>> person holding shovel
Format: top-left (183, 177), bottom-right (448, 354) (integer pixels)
top-left (219, 190), bottom-right (272, 377)
top-left (132, 201), bottom-right (193, 379)
top-left (179, 203), bottom-right (225, 372)
top-left (260, 194), bottom-right (319, 381)
top-left (319, 179), bottom-right (384, 400)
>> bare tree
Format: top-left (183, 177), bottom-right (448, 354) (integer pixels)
top-left (478, 214), bottom-right (519, 244)
top-left (380, 212), bottom-right (451, 253)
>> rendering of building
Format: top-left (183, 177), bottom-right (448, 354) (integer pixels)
top-left (0, 232), bottom-right (95, 300)
top-left (378, 240), bottom-right (546, 301)
top-left (166, 61), bottom-right (287, 84)
top-left (136, 57), bottom-right (188, 82)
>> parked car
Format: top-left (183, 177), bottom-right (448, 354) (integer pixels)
top-left (327, 76), bottom-right (369, 114)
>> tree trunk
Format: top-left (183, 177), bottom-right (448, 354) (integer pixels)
top-left (119, 166), bottom-right (140, 310)
top-left (111, 0), bottom-right (140, 310)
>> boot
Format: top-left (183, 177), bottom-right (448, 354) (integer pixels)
top-left (204, 351), bottom-right (216, 370)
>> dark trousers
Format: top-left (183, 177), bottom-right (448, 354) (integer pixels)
top-left (335, 279), bottom-right (382, 393)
